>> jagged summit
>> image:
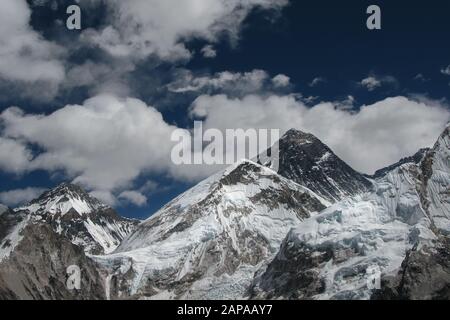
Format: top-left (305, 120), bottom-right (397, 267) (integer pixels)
top-left (281, 128), bottom-right (319, 142)
top-left (437, 124), bottom-right (450, 144)
top-left (23, 182), bottom-right (107, 217)
top-left (218, 159), bottom-right (278, 185)
top-left (372, 148), bottom-right (429, 178)
top-left (106, 159), bottom-right (327, 299)
top-left (2, 126), bottom-right (450, 300)
top-left (41, 182), bottom-right (91, 198)
top-left (370, 125), bottom-right (449, 180)
top-left (250, 125), bottom-right (450, 300)
top-left (6, 182), bottom-right (138, 255)
top-left (272, 128), bottom-right (373, 202)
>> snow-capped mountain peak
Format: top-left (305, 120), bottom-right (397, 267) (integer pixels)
top-left (96, 159), bottom-right (327, 299)
top-left (282, 129), bottom-right (318, 145)
top-left (4, 183), bottom-right (138, 255)
top-left (250, 126), bottom-right (450, 300)
top-left (265, 129), bottom-right (373, 202)
top-left (2, 127), bottom-right (450, 300)
top-left (19, 183), bottom-right (107, 217)
top-left (372, 148), bottom-right (429, 178)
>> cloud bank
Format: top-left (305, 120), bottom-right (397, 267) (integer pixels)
top-left (0, 0), bottom-right (65, 101)
top-left (1, 93), bottom-right (448, 201)
top-left (80, 0), bottom-right (288, 61)
top-left (168, 69), bottom-right (291, 96)
top-left (0, 95), bottom-right (181, 197)
top-left (190, 94), bottom-right (450, 174)
top-left (0, 187), bottom-right (47, 207)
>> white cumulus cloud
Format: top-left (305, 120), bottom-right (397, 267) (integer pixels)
top-left (309, 77), bottom-right (326, 87)
top-left (201, 45), bottom-right (217, 58)
top-left (190, 94), bottom-right (450, 174)
top-left (168, 69), bottom-right (270, 94)
top-left (80, 0), bottom-right (288, 61)
top-left (119, 190), bottom-right (148, 207)
top-left (359, 75), bottom-right (397, 91)
top-left (272, 74), bottom-right (291, 88)
top-left (0, 94), bottom-right (180, 195)
top-left (1, 92), bottom-right (449, 195)
top-left (0, 0), bottom-right (65, 99)
top-left (441, 65), bottom-right (450, 76)
top-left (0, 187), bottom-right (47, 207)
top-left (0, 137), bottom-right (33, 173)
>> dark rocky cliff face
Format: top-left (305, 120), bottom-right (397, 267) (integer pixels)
top-left (0, 207), bottom-right (26, 242)
top-left (248, 230), bottom-right (331, 300)
top-left (266, 129), bottom-right (373, 202)
top-left (372, 237), bottom-right (450, 300)
top-left (372, 128), bottom-right (450, 300)
top-left (0, 223), bottom-right (106, 300)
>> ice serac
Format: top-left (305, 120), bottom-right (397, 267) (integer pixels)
top-left (249, 163), bottom-right (426, 299)
top-left (250, 126), bottom-right (450, 300)
top-left (96, 160), bottom-right (327, 299)
top-left (371, 126), bottom-right (450, 299)
top-left (422, 125), bottom-right (450, 233)
top-left (265, 129), bottom-right (373, 203)
top-left (8, 183), bottom-right (138, 255)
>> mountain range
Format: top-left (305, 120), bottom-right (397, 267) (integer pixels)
top-left (0, 125), bottom-right (449, 300)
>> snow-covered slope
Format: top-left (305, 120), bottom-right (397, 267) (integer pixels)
top-left (1, 126), bottom-right (449, 300)
top-left (95, 160), bottom-right (327, 299)
top-left (372, 148), bottom-right (428, 178)
top-left (0, 211), bottom-right (29, 263)
top-left (95, 127), bottom-right (450, 300)
top-left (0, 205), bottom-right (17, 241)
top-left (0, 184), bottom-right (137, 299)
top-left (250, 159), bottom-right (436, 299)
top-left (250, 128), bottom-right (450, 300)
top-left (22, 183), bottom-right (106, 216)
top-left (367, 126), bottom-right (450, 299)
top-left (423, 126), bottom-right (450, 233)
top-left (2, 183), bottom-right (138, 255)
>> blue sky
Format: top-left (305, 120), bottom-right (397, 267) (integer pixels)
top-left (0, 0), bottom-right (450, 219)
